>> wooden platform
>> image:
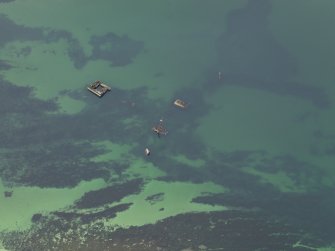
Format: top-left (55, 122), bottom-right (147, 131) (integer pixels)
top-left (87, 80), bottom-right (111, 97)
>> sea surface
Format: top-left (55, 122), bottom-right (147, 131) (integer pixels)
top-left (0, 0), bottom-right (334, 250)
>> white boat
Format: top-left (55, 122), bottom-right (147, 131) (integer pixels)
top-left (173, 99), bottom-right (187, 108)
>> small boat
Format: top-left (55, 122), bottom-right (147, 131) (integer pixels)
top-left (152, 121), bottom-right (168, 137)
top-left (173, 99), bottom-right (187, 109)
top-left (144, 148), bottom-right (150, 156)
top-left (87, 80), bottom-right (111, 97)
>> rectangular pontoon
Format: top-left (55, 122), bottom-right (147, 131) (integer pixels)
top-left (87, 80), bottom-right (111, 97)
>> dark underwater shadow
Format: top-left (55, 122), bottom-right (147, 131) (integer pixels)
top-left (206, 0), bottom-right (330, 108)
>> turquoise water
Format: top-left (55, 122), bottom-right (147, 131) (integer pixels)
top-left (0, 0), bottom-right (334, 250)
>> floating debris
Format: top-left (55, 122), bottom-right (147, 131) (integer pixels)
top-left (87, 80), bottom-right (111, 97)
top-left (173, 99), bottom-right (187, 109)
top-left (152, 120), bottom-right (168, 137)
top-left (144, 148), bottom-right (150, 156)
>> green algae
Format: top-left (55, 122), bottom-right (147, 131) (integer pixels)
top-left (270, 0), bottom-right (335, 93)
top-left (244, 167), bottom-right (305, 193)
top-left (293, 239), bottom-right (335, 251)
top-left (196, 85), bottom-right (318, 157)
top-left (109, 180), bottom-right (226, 228)
top-left (317, 247), bottom-right (335, 251)
top-left (56, 95), bottom-right (86, 114)
top-left (171, 154), bottom-right (205, 169)
top-left (124, 159), bottom-right (166, 180)
top-left (89, 141), bottom-right (167, 180)
top-left (0, 0), bottom-right (334, 248)
top-left (0, 178), bottom-right (106, 231)
top-left (90, 141), bottom-right (135, 163)
top-left (267, 0), bottom-right (335, 187)
top-left (2, 40), bottom-right (80, 99)
top-left (0, 0), bottom-right (247, 101)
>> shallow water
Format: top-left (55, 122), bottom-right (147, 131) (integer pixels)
top-left (0, 0), bottom-right (334, 250)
